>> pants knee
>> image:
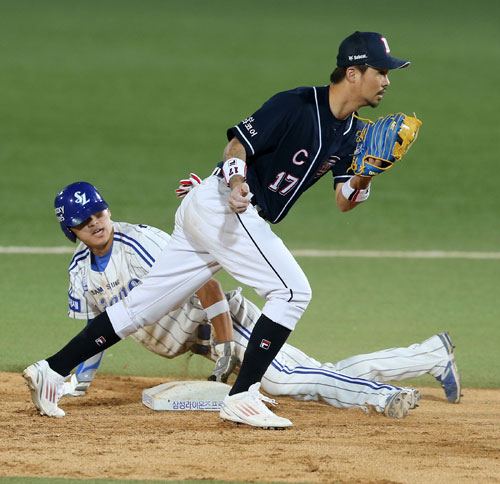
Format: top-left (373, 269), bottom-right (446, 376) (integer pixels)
top-left (291, 282), bottom-right (312, 311)
top-left (262, 281), bottom-right (312, 331)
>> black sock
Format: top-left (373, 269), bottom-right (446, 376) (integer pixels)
top-left (46, 311), bottom-right (121, 376)
top-left (229, 314), bottom-right (291, 395)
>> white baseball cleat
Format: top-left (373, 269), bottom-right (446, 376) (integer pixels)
top-left (436, 332), bottom-right (462, 404)
top-left (220, 382), bottom-right (292, 429)
top-left (23, 360), bottom-right (66, 418)
top-left (406, 388), bottom-right (422, 409)
top-left (384, 389), bottom-right (413, 419)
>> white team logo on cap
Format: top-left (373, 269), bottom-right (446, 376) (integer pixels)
top-left (380, 36), bottom-right (391, 54)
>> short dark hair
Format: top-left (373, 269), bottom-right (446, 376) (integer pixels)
top-left (330, 64), bottom-right (369, 84)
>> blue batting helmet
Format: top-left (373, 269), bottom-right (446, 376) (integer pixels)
top-left (54, 182), bottom-right (109, 242)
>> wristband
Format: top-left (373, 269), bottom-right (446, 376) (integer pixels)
top-left (341, 177), bottom-right (371, 202)
top-left (205, 298), bottom-right (230, 320)
top-left (222, 158), bottom-right (246, 186)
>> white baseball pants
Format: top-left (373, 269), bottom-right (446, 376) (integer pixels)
top-left (107, 175), bottom-right (311, 338)
top-left (226, 291), bottom-right (450, 413)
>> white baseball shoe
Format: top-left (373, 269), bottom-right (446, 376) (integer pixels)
top-left (406, 388), bottom-right (422, 409)
top-left (220, 382), bottom-right (292, 429)
top-left (384, 389), bottom-right (413, 418)
top-left (23, 360), bottom-right (66, 418)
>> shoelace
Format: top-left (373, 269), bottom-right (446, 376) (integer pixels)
top-left (248, 387), bottom-right (278, 408)
top-left (55, 382), bottom-right (65, 400)
top-left (50, 373), bottom-right (67, 401)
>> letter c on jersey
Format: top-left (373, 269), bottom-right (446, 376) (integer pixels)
top-left (292, 149), bottom-right (309, 166)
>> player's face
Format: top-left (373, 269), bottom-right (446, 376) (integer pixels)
top-left (70, 209), bottom-right (114, 256)
top-left (358, 67), bottom-right (390, 108)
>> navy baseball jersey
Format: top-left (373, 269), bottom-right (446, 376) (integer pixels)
top-left (228, 85), bottom-right (363, 223)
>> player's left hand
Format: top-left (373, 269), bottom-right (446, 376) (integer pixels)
top-left (208, 341), bottom-right (239, 383)
top-left (351, 112), bottom-right (422, 177)
top-left (175, 173), bottom-right (202, 198)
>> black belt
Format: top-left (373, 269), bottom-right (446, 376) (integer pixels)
top-left (254, 204), bottom-right (269, 221)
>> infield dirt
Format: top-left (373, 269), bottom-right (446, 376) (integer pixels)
top-left (1, 371), bottom-right (499, 484)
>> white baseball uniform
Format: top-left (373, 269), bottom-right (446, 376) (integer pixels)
top-left (67, 221), bottom-right (450, 414)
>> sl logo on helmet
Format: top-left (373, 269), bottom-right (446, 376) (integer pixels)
top-left (74, 191), bottom-right (90, 206)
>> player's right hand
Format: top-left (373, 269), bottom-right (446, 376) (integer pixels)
top-left (228, 181), bottom-right (252, 213)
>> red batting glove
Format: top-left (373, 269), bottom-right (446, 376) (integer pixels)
top-left (175, 172), bottom-right (202, 198)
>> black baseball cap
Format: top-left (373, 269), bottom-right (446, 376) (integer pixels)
top-left (337, 31), bottom-right (410, 70)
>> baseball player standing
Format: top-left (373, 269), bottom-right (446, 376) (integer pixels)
top-left (24, 31), bottom-right (423, 428)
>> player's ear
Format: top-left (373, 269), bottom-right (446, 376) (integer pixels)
top-left (346, 66), bottom-right (358, 83)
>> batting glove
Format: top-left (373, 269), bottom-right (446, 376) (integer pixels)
top-left (62, 373), bottom-right (90, 398)
top-left (208, 341), bottom-right (239, 383)
top-left (175, 172), bottom-right (202, 198)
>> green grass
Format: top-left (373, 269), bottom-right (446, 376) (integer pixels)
top-left (0, 0), bottom-right (498, 387)
top-left (0, 0), bottom-right (499, 250)
top-left (2, 254), bottom-right (498, 388)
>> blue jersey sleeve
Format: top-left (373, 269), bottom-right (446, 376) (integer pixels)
top-left (227, 91), bottom-right (301, 158)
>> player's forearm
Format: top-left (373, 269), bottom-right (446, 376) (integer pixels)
top-left (349, 174), bottom-right (372, 190)
top-left (336, 156), bottom-right (380, 210)
top-left (335, 175), bottom-right (372, 212)
top-left (336, 185), bottom-right (358, 212)
top-left (209, 313), bottom-right (233, 342)
top-left (337, 156), bottom-right (379, 210)
top-left (195, 279), bottom-right (234, 342)
top-left (223, 137), bottom-right (247, 163)
top-left (222, 138), bottom-right (251, 212)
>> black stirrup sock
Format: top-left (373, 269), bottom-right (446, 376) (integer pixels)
top-left (46, 311), bottom-right (121, 376)
top-left (229, 314), bottom-right (291, 396)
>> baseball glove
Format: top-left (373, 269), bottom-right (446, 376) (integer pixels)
top-left (350, 113), bottom-right (422, 177)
